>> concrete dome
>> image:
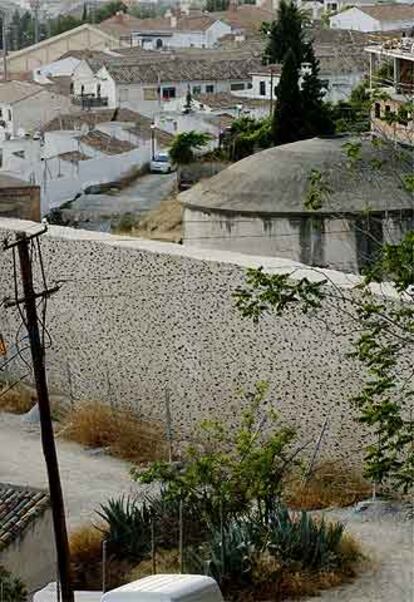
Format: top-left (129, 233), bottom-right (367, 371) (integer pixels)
top-left (180, 136), bottom-right (414, 215)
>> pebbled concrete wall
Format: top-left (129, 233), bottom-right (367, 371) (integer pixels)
top-left (0, 218), bottom-right (375, 461)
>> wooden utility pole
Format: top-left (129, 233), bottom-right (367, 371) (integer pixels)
top-left (5, 231), bottom-right (74, 602)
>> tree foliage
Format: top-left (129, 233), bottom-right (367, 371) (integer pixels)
top-left (263, 0), bottom-right (308, 66)
top-left (266, 1), bottom-right (333, 145)
top-left (168, 130), bottom-right (210, 166)
top-left (134, 382), bottom-right (299, 524)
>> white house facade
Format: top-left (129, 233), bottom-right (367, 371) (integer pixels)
top-left (132, 19), bottom-right (232, 50)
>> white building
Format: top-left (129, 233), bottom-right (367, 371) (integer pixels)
top-left (0, 81), bottom-right (75, 137)
top-left (73, 53), bottom-right (261, 115)
top-left (330, 4), bottom-right (414, 32)
top-left (99, 12), bottom-right (232, 50)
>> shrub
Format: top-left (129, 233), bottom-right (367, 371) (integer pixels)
top-left (0, 381), bottom-right (36, 414)
top-left (135, 382), bottom-right (299, 526)
top-left (69, 525), bottom-right (104, 590)
top-left (0, 565), bottom-right (27, 602)
top-left (60, 401), bottom-right (167, 463)
top-left (69, 524), bottom-right (133, 591)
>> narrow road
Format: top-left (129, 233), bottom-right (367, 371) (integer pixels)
top-left (61, 172), bottom-right (176, 232)
top-left (0, 412), bottom-right (140, 529)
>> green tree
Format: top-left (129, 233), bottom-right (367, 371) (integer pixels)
top-left (95, 1), bottom-right (127, 23)
top-left (272, 49), bottom-right (304, 145)
top-left (168, 130), bottom-right (210, 166)
top-left (301, 46), bottom-right (334, 137)
top-left (82, 2), bottom-right (88, 21)
top-left (263, 0), bottom-right (309, 66)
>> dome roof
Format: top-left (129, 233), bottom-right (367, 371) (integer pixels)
top-left (179, 136), bottom-right (414, 215)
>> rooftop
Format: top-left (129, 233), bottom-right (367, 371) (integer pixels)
top-left (179, 136), bottom-right (414, 215)
top-left (99, 11), bottom-right (223, 36)
top-left (195, 91), bottom-right (269, 109)
top-left (0, 81), bottom-right (44, 104)
top-left (356, 4), bottom-right (414, 22)
top-left (0, 483), bottom-right (49, 550)
top-left (44, 108), bottom-right (142, 131)
top-left (103, 55), bottom-right (262, 84)
top-left (212, 4), bottom-right (276, 33)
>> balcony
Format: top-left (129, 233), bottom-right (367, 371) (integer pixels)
top-left (72, 95), bottom-right (109, 109)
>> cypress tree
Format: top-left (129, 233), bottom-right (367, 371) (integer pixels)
top-left (272, 49), bottom-right (305, 145)
top-left (263, 0), bottom-right (308, 67)
top-left (301, 46), bottom-right (334, 137)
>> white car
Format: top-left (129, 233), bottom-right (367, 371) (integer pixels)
top-left (150, 152), bottom-right (174, 174)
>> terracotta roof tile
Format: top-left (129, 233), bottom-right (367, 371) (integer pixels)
top-left (0, 484), bottom-right (49, 550)
top-left (359, 4), bottom-right (414, 22)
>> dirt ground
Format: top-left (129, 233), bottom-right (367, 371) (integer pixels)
top-left (0, 412), bottom-right (141, 529)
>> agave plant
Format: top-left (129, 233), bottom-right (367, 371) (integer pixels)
top-left (266, 506), bottom-right (345, 570)
top-left (97, 496), bottom-right (153, 562)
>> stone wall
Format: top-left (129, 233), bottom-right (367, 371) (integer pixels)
top-left (0, 218), bottom-right (374, 463)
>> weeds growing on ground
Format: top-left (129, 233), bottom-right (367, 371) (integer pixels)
top-left (285, 463), bottom-right (371, 510)
top-left (60, 401), bottom-right (167, 463)
top-left (0, 381), bottom-right (36, 414)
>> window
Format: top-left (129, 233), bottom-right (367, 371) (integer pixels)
top-left (156, 38), bottom-right (163, 49)
top-left (385, 104), bottom-right (391, 114)
top-left (192, 86), bottom-right (202, 95)
top-left (247, 83), bottom-right (253, 89)
top-left (206, 84), bottom-right (214, 94)
top-left (97, 83), bottom-right (101, 97)
top-left (81, 84), bottom-right (85, 96)
top-left (230, 82), bottom-right (245, 91)
top-left (0, 108), bottom-right (2, 118)
top-left (70, 82), bottom-right (74, 95)
top-left (162, 87), bottom-right (176, 100)
top-left (374, 102), bottom-right (381, 118)
top-left (259, 80), bottom-right (266, 96)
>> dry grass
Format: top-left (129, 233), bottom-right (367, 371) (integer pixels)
top-left (0, 381), bottom-right (36, 414)
top-left (69, 525), bottom-right (132, 591)
top-left (128, 549), bottom-right (180, 581)
top-left (115, 197), bottom-right (183, 243)
top-left (237, 533), bottom-right (362, 601)
top-left (60, 401), bottom-right (168, 463)
top-left (285, 463), bottom-right (371, 510)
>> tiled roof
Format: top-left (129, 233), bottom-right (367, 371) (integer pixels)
top-left (105, 55), bottom-right (262, 84)
top-left (81, 130), bottom-right (136, 154)
top-left (99, 13), bottom-right (147, 37)
top-left (358, 4), bottom-right (414, 22)
top-left (99, 12), bottom-right (221, 36)
top-left (0, 81), bottom-right (44, 104)
top-left (195, 91), bottom-right (269, 109)
top-left (212, 5), bottom-right (276, 33)
top-left (0, 483), bottom-right (49, 550)
top-left (44, 108), bottom-right (142, 131)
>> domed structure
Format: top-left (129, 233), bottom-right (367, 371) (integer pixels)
top-left (179, 136), bottom-right (414, 273)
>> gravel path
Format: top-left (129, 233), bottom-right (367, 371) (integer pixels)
top-left (0, 412), bottom-right (140, 529)
top-left (297, 503), bottom-right (414, 602)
